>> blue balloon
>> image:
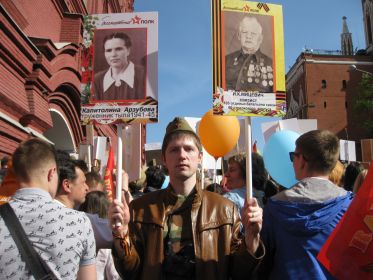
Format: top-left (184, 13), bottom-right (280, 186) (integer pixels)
top-left (263, 130), bottom-right (300, 188)
top-left (161, 175), bottom-right (170, 189)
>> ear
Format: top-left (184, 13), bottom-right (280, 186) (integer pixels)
top-left (47, 167), bottom-right (56, 182)
top-left (258, 34), bottom-right (264, 46)
top-left (198, 151), bottom-right (203, 165)
top-left (237, 30), bottom-right (241, 41)
top-left (61, 179), bottom-right (72, 194)
top-left (162, 153), bottom-right (167, 167)
top-left (299, 156), bottom-right (307, 170)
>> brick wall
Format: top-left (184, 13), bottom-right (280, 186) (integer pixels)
top-left (60, 14), bottom-right (83, 44)
top-left (12, 0), bottom-right (63, 42)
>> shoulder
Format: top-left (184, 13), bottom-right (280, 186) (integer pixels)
top-left (225, 50), bottom-right (241, 61)
top-left (201, 190), bottom-right (237, 216)
top-left (58, 207), bottom-right (92, 226)
top-left (134, 63), bottom-right (144, 72)
top-left (130, 190), bottom-right (167, 225)
top-left (257, 50), bottom-right (272, 63)
top-left (134, 64), bottom-right (145, 77)
top-left (94, 69), bottom-right (108, 80)
top-left (224, 188), bottom-right (245, 198)
top-left (131, 189), bottom-right (165, 208)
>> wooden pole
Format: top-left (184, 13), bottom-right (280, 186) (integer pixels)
top-left (245, 117), bottom-right (253, 200)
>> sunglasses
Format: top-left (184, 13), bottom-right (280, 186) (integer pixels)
top-left (289, 152), bottom-right (308, 162)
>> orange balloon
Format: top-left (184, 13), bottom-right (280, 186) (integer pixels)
top-left (198, 110), bottom-right (240, 158)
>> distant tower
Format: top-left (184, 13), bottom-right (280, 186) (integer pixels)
top-left (341, 16), bottom-right (353, 55)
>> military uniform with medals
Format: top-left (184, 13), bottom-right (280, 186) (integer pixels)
top-left (225, 49), bottom-right (273, 92)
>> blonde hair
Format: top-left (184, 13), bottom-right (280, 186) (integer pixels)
top-left (352, 169), bottom-right (368, 194)
top-left (328, 161), bottom-right (345, 187)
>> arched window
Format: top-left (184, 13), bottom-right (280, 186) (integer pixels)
top-left (324, 101), bottom-right (327, 108)
top-left (322, 80), bottom-right (327, 88)
top-left (342, 80), bottom-right (347, 89)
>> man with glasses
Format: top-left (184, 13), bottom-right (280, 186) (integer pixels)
top-left (259, 130), bottom-right (353, 279)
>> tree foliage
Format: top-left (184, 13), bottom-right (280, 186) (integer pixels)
top-left (354, 73), bottom-right (373, 137)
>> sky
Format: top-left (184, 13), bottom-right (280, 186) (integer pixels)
top-left (134, 0), bottom-right (365, 150)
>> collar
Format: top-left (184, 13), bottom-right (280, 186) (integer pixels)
top-left (238, 49), bottom-right (262, 62)
top-left (164, 184), bottom-right (202, 207)
top-left (53, 198), bottom-right (67, 207)
top-left (103, 61), bottom-right (135, 92)
top-left (13, 188), bottom-right (53, 201)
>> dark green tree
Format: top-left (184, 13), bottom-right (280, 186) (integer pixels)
top-left (354, 73), bottom-right (373, 137)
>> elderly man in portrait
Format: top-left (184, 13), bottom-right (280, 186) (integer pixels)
top-left (93, 32), bottom-right (145, 101)
top-left (225, 16), bottom-right (274, 93)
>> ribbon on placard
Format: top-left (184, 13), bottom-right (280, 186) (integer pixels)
top-left (257, 3), bottom-right (270, 12)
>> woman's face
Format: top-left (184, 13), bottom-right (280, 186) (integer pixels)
top-left (104, 38), bottom-right (130, 69)
top-left (225, 161), bottom-right (245, 190)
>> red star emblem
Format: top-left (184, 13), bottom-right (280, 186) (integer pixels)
top-left (132, 15), bottom-right (141, 24)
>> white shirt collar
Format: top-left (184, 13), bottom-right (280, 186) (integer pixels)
top-left (103, 62), bottom-right (135, 92)
top-left (53, 198), bottom-right (67, 207)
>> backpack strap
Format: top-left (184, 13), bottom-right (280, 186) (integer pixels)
top-left (0, 203), bottom-right (57, 280)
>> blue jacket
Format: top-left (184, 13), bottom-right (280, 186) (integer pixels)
top-left (260, 180), bottom-right (353, 280)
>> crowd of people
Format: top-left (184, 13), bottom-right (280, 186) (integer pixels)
top-left (0, 117), bottom-right (369, 279)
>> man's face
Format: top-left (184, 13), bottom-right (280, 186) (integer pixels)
top-left (238, 18), bottom-right (263, 54)
top-left (163, 136), bottom-right (202, 182)
top-left (225, 161), bottom-right (245, 190)
top-left (69, 167), bottom-right (89, 207)
top-left (104, 38), bottom-right (130, 69)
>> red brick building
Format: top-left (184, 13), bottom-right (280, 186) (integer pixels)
top-left (285, 11), bottom-right (373, 162)
top-left (0, 0), bottom-right (146, 160)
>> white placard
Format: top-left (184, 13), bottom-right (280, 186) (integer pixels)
top-left (93, 136), bottom-right (108, 176)
top-left (122, 124), bottom-right (142, 182)
top-left (339, 140), bottom-right (356, 162)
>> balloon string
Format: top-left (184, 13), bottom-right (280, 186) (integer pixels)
top-left (213, 158), bottom-right (217, 185)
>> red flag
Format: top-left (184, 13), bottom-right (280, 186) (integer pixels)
top-left (252, 141), bottom-right (258, 153)
top-left (104, 146), bottom-right (115, 202)
top-left (317, 161), bottom-right (373, 279)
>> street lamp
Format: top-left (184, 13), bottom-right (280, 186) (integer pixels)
top-left (349, 64), bottom-right (373, 77)
top-left (283, 103), bottom-right (315, 119)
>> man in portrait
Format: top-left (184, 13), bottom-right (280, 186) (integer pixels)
top-left (93, 32), bottom-right (145, 101)
top-left (225, 16), bottom-right (274, 93)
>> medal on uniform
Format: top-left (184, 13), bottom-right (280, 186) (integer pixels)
top-left (255, 78), bottom-right (260, 83)
top-left (262, 80), bottom-right (268, 87)
top-left (267, 66), bottom-right (273, 72)
top-left (268, 73), bottom-right (273, 79)
top-left (269, 80), bottom-right (273, 86)
top-left (248, 77), bottom-right (253, 83)
top-left (247, 64), bottom-right (255, 77)
top-left (234, 57), bottom-right (238, 66)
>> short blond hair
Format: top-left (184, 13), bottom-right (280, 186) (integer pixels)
top-left (328, 161), bottom-right (345, 187)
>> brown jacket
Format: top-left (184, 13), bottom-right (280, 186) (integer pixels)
top-left (113, 186), bottom-right (264, 280)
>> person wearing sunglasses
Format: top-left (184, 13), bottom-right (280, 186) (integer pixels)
top-left (259, 130), bottom-right (353, 280)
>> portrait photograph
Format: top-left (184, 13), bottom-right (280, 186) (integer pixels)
top-left (91, 28), bottom-right (147, 102)
top-left (223, 11), bottom-right (275, 93)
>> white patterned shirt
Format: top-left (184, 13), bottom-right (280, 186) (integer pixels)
top-left (0, 188), bottom-right (96, 279)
